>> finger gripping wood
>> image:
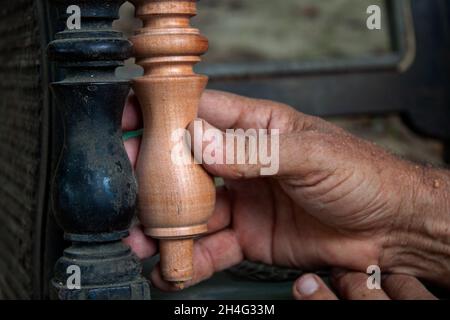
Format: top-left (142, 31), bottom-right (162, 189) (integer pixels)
top-left (131, 0), bottom-right (215, 284)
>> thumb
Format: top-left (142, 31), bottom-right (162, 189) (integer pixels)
top-left (292, 274), bottom-right (338, 300)
top-left (187, 119), bottom-right (282, 179)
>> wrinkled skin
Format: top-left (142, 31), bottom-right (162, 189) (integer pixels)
top-left (293, 270), bottom-right (436, 300)
top-left (122, 90), bottom-right (450, 297)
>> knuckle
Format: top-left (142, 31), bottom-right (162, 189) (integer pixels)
top-left (194, 241), bottom-right (215, 281)
top-left (335, 273), bottom-right (369, 298)
top-left (384, 274), bottom-right (415, 293)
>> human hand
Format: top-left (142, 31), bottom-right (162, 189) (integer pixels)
top-left (292, 270), bottom-right (436, 300)
top-left (122, 89), bottom-right (450, 292)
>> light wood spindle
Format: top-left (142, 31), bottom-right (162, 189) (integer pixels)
top-left (132, 0), bottom-right (215, 287)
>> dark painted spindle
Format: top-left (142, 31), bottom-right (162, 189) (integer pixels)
top-left (47, 0), bottom-right (150, 300)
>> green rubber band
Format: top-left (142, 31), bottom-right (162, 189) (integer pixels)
top-left (123, 129), bottom-right (143, 141)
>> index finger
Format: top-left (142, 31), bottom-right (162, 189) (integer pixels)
top-left (198, 90), bottom-right (297, 131)
top-left (382, 274), bottom-right (437, 300)
top-left (122, 91), bottom-right (143, 132)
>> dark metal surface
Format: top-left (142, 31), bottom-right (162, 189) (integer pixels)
top-left (47, 0), bottom-right (149, 299)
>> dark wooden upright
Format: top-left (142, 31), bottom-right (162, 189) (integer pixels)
top-left (47, 0), bottom-right (150, 300)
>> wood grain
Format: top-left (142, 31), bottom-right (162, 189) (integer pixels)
top-left (131, 0), bottom-right (215, 285)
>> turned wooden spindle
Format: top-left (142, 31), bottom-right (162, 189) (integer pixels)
top-left (48, 0), bottom-right (150, 299)
top-left (132, 0), bottom-right (215, 286)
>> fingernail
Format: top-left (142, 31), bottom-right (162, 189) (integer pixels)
top-left (296, 275), bottom-right (319, 296)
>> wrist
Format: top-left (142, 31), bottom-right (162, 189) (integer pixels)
top-left (381, 163), bottom-right (450, 286)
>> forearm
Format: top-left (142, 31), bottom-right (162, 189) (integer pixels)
top-left (381, 163), bottom-right (450, 287)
